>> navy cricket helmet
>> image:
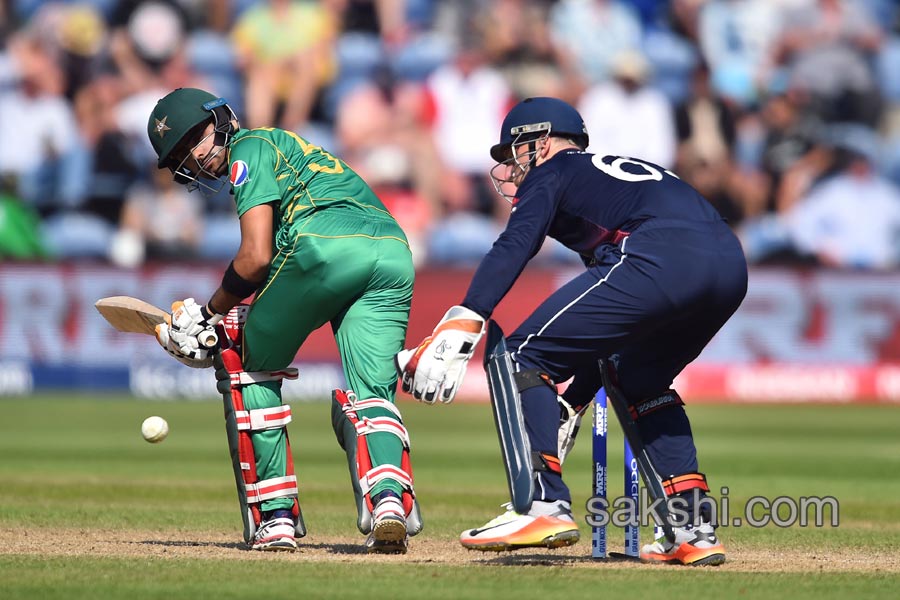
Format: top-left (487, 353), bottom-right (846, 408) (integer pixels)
top-left (490, 97), bottom-right (589, 162)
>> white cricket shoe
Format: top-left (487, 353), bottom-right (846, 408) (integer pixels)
top-left (460, 500), bottom-right (580, 551)
top-left (640, 520), bottom-right (725, 566)
top-left (251, 513), bottom-right (298, 552)
top-left (366, 495), bottom-right (408, 554)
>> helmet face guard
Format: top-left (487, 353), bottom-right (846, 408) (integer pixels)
top-left (166, 99), bottom-right (237, 194)
top-left (489, 122), bottom-right (552, 203)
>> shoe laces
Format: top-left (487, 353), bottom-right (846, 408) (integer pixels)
top-left (481, 503), bottom-right (523, 528)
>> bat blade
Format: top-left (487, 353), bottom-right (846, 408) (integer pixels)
top-left (95, 296), bottom-right (169, 337)
top-left (95, 296), bottom-right (218, 348)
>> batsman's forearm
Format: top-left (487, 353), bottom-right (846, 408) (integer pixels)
top-left (207, 287), bottom-right (246, 317)
top-left (207, 259), bottom-right (267, 316)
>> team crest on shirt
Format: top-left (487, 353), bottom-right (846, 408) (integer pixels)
top-left (230, 160), bottom-right (251, 187)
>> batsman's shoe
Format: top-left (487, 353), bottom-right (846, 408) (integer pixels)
top-left (640, 521), bottom-right (725, 566)
top-left (460, 500), bottom-right (580, 551)
top-left (251, 511), bottom-right (298, 552)
top-left (366, 495), bottom-right (409, 554)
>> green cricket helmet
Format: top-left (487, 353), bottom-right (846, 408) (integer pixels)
top-left (147, 87), bottom-right (237, 189)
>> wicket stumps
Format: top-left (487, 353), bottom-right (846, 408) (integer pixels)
top-left (592, 388), bottom-right (641, 559)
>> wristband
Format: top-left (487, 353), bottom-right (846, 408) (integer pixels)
top-left (221, 261), bottom-right (261, 299)
top-left (200, 303), bottom-right (225, 326)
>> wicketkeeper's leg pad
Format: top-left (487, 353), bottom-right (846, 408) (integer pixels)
top-left (214, 305), bottom-right (306, 544)
top-left (331, 389), bottom-right (423, 536)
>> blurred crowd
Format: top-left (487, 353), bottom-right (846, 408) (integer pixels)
top-left (1, 0), bottom-right (900, 270)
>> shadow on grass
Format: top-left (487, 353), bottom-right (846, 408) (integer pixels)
top-left (302, 542), bottom-right (368, 555)
top-left (136, 540), bottom-right (247, 550)
top-left (478, 551), bottom-right (641, 567)
top-left (136, 540), bottom-right (375, 555)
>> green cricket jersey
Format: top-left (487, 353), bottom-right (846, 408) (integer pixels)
top-left (221, 126), bottom-right (415, 509)
top-left (227, 127), bottom-right (395, 226)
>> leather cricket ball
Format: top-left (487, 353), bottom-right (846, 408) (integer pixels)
top-left (141, 416), bottom-right (169, 443)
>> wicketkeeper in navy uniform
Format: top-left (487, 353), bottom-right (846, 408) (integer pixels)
top-left (398, 97), bottom-right (747, 565)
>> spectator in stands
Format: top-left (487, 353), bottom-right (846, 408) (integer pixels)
top-left (477, 0), bottom-right (564, 100)
top-left (548, 0), bottom-right (643, 93)
top-left (578, 49), bottom-right (676, 168)
top-left (334, 63), bottom-right (441, 265)
top-left (61, 1), bottom-right (205, 262)
top-left (785, 125), bottom-right (900, 270)
top-left (231, 0), bottom-right (338, 131)
top-left (698, 0), bottom-right (781, 108)
top-left (1, 0), bottom-right (898, 270)
top-left (0, 29), bottom-right (86, 213)
top-left (0, 29), bottom-right (99, 258)
top-left (740, 123), bottom-right (900, 268)
top-left (332, 0), bottom-right (409, 45)
top-left (758, 82), bottom-right (825, 214)
top-left (113, 165), bottom-right (204, 267)
top-left (107, 1), bottom-right (191, 96)
top-left (668, 0), bottom-right (704, 46)
top-left (329, 0), bottom-right (449, 99)
top-left (772, 0), bottom-right (884, 125)
top-left (422, 24), bottom-right (514, 264)
top-left (675, 60), bottom-right (767, 226)
top-left (33, 3), bottom-right (108, 101)
top-left (641, 0), bottom-right (701, 107)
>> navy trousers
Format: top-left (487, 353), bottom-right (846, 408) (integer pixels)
top-left (507, 219), bottom-right (748, 504)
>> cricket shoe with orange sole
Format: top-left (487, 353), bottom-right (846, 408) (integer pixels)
top-left (640, 521), bottom-right (725, 566)
top-left (460, 500), bottom-right (580, 551)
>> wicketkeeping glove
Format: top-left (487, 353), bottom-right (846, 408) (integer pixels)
top-left (396, 305), bottom-right (485, 404)
top-left (557, 396), bottom-right (590, 465)
top-left (154, 298), bottom-right (222, 369)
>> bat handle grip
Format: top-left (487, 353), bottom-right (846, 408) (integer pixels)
top-left (200, 328), bottom-right (219, 349)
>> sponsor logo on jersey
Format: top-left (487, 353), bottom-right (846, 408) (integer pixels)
top-left (230, 160), bottom-right (250, 187)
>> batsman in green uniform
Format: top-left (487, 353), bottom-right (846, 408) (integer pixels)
top-left (147, 88), bottom-right (421, 554)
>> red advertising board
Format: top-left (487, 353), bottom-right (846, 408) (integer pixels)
top-left (0, 263), bottom-right (898, 402)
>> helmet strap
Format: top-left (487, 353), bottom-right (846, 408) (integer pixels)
top-left (209, 104), bottom-right (237, 148)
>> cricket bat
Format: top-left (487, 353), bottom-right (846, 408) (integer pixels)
top-left (95, 296), bottom-right (218, 348)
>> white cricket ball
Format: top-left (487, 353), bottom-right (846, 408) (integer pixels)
top-left (141, 416), bottom-right (169, 443)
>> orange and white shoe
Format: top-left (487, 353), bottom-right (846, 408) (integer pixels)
top-left (640, 521), bottom-right (725, 566)
top-left (460, 501), bottom-right (580, 552)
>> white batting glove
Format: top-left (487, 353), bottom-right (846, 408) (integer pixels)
top-left (396, 305), bottom-right (485, 404)
top-left (156, 322), bottom-right (213, 368)
top-left (154, 298), bottom-right (222, 369)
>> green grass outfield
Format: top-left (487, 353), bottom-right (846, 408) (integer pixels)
top-left (1, 395), bottom-right (898, 599)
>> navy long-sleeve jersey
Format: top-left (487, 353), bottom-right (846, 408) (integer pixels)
top-left (459, 150), bottom-right (747, 506)
top-left (461, 151), bottom-right (725, 318)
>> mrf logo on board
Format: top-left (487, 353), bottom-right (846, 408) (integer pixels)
top-left (230, 160), bottom-right (251, 187)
